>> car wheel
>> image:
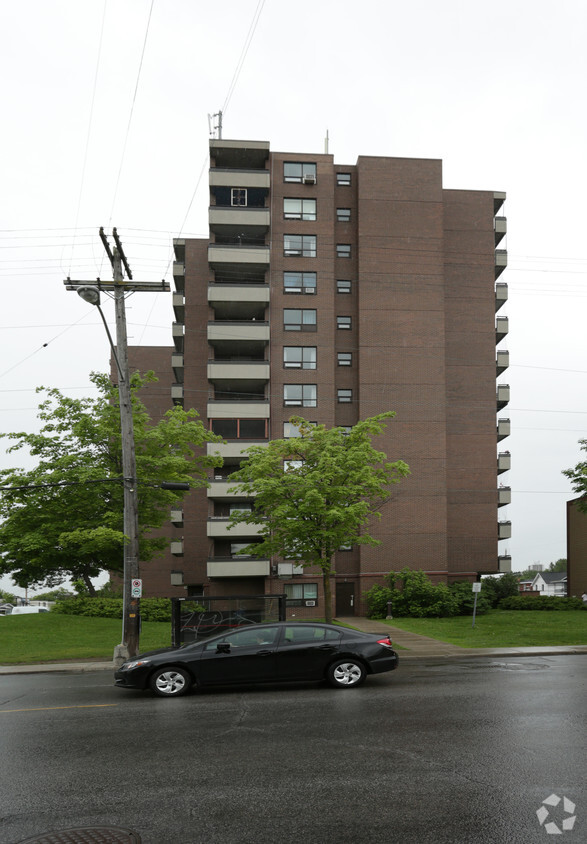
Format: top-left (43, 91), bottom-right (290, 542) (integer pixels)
top-left (149, 667), bottom-right (192, 698)
top-left (327, 659), bottom-right (366, 689)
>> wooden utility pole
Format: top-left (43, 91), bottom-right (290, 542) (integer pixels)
top-left (65, 228), bottom-right (169, 661)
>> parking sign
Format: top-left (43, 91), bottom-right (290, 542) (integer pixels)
top-left (131, 578), bottom-right (142, 598)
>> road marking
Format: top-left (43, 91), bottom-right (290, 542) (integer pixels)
top-left (0, 704), bottom-right (119, 713)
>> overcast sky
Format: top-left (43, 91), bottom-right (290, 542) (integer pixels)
top-left (1, 0), bottom-right (586, 597)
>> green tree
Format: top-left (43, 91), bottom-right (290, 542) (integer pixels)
top-left (563, 441), bottom-right (587, 512)
top-left (548, 558), bottom-right (567, 572)
top-left (0, 371), bottom-right (221, 594)
top-left (228, 414), bottom-right (410, 623)
top-left (0, 589), bottom-right (16, 604)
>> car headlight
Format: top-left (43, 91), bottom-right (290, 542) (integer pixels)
top-left (122, 659), bottom-right (151, 670)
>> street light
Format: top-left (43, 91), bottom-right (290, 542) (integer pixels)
top-left (77, 287), bottom-right (123, 381)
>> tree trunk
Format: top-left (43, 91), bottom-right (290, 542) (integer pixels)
top-left (82, 570), bottom-right (96, 597)
top-left (323, 564), bottom-right (333, 624)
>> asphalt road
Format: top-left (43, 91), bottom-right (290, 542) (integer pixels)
top-left (1, 656), bottom-right (585, 844)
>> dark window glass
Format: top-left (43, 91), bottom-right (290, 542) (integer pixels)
top-left (231, 188), bottom-right (247, 206)
top-left (239, 419), bottom-right (266, 438)
top-left (211, 419), bottom-right (238, 437)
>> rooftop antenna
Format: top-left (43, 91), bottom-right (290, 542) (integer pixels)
top-left (208, 110), bottom-right (223, 140)
top-left (324, 129), bottom-right (329, 154)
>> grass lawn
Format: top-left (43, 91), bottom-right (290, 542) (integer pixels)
top-left (0, 614), bottom-right (172, 665)
top-left (384, 610), bottom-right (587, 648)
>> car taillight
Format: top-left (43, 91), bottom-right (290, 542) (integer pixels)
top-left (377, 637), bottom-right (393, 648)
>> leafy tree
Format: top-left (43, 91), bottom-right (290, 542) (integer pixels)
top-left (30, 587), bottom-right (74, 602)
top-left (548, 558), bottom-right (567, 572)
top-left (481, 572), bottom-right (521, 607)
top-left (0, 371), bottom-right (221, 594)
top-left (228, 414), bottom-right (409, 623)
top-left (563, 441), bottom-right (587, 512)
top-left (0, 589), bottom-right (16, 604)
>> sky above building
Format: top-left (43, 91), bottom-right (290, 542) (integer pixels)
top-left (1, 0), bottom-right (586, 596)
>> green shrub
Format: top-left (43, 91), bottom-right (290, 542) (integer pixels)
top-left (365, 569), bottom-right (459, 618)
top-left (449, 581), bottom-right (492, 615)
top-left (499, 596), bottom-right (585, 611)
top-left (481, 573), bottom-right (521, 608)
top-left (52, 596), bottom-right (173, 622)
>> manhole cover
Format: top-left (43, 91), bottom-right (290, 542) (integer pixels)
top-left (18, 826), bottom-right (141, 843)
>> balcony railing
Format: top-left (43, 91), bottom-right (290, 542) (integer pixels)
top-left (497, 452), bottom-right (511, 474)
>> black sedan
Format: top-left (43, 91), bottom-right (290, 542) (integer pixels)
top-left (114, 622), bottom-right (398, 697)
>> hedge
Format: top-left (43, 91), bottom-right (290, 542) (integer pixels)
top-left (498, 596), bottom-right (585, 611)
top-left (52, 596), bottom-right (172, 622)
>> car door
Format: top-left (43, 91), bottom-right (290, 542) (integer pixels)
top-left (196, 625), bottom-right (280, 686)
top-left (276, 625), bottom-right (341, 681)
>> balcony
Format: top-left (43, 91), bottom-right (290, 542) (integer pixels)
top-left (208, 243), bottom-right (270, 274)
top-left (495, 282), bottom-right (508, 312)
top-left (170, 509), bottom-right (183, 528)
top-left (208, 284), bottom-right (270, 306)
top-left (209, 206), bottom-right (270, 238)
top-left (207, 399), bottom-right (270, 419)
top-left (496, 316), bottom-right (509, 344)
top-left (208, 321), bottom-right (270, 345)
top-left (207, 519), bottom-right (263, 538)
top-left (494, 216), bottom-right (507, 246)
top-left (494, 191), bottom-right (506, 215)
top-left (497, 384), bottom-right (510, 410)
top-left (497, 418), bottom-right (511, 441)
top-left (171, 384), bottom-right (184, 406)
top-left (172, 292), bottom-right (184, 323)
top-left (496, 350), bottom-right (509, 376)
top-left (208, 479), bottom-right (249, 499)
top-left (170, 540), bottom-right (184, 556)
top-left (207, 441), bottom-right (268, 461)
top-left (495, 249), bottom-right (507, 279)
top-left (498, 521), bottom-right (512, 540)
top-left (497, 452), bottom-right (511, 474)
top-left (173, 260), bottom-right (185, 293)
top-left (207, 557), bottom-right (271, 578)
top-left (210, 139), bottom-right (270, 170)
top-left (498, 554), bottom-right (512, 573)
top-left (209, 169), bottom-right (270, 190)
top-left (207, 360), bottom-right (270, 383)
top-left (172, 353), bottom-right (184, 383)
top-left (498, 486), bottom-right (511, 507)
top-left (172, 322), bottom-right (184, 353)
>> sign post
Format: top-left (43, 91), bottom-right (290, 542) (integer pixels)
top-left (472, 582), bottom-right (482, 627)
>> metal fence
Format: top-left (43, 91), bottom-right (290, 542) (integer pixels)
top-left (171, 594), bottom-right (287, 647)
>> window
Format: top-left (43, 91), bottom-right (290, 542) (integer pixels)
top-left (339, 426), bottom-right (352, 435)
top-left (337, 244), bottom-right (351, 258)
top-left (337, 208), bottom-right (351, 222)
top-left (337, 352), bottom-right (352, 366)
top-left (284, 346), bottom-right (316, 369)
top-left (337, 173), bottom-right (351, 186)
top-left (283, 584), bottom-right (319, 607)
top-left (284, 460), bottom-right (304, 473)
top-left (284, 272), bottom-right (317, 294)
top-left (337, 389), bottom-right (352, 403)
top-left (284, 234), bottom-right (317, 257)
top-left (284, 162), bottom-right (317, 183)
top-left (231, 188), bottom-right (247, 206)
top-left (231, 543), bottom-right (252, 557)
top-left (337, 316), bottom-right (352, 330)
top-left (338, 544), bottom-right (352, 551)
top-left (210, 419), bottom-right (267, 439)
top-left (337, 280), bottom-right (352, 294)
top-left (283, 421), bottom-right (316, 438)
top-left (204, 626), bottom-right (279, 650)
top-left (284, 198), bottom-right (316, 220)
top-left (284, 309), bottom-right (317, 331)
top-left (284, 384), bottom-right (317, 407)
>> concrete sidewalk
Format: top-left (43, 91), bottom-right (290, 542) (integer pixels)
top-left (1, 618), bottom-right (586, 675)
top-left (337, 616), bottom-right (587, 660)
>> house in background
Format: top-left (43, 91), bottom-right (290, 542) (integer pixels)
top-left (531, 571), bottom-right (567, 596)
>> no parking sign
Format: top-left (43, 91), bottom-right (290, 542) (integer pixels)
top-left (131, 579), bottom-right (142, 598)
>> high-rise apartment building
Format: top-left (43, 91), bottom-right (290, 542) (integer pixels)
top-left (143, 138), bottom-right (511, 616)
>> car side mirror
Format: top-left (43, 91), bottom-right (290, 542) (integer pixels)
top-left (216, 643), bottom-right (231, 654)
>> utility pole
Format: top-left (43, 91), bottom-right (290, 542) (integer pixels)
top-left (64, 228), bottom-right (170, 663)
